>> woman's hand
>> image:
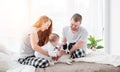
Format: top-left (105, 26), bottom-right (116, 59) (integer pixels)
top-left (59, 50), bottom-right (67, 55)
top-left (54, 50), bottom-right (66, 60)
top-left (48, 51), bottom-right (57, 57)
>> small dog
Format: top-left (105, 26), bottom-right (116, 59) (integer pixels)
top-left (63, 43), bottom-right (76, 54)
top-left (58, 43), bottom-right (76, 65)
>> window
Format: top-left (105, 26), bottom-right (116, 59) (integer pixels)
top-left (0, 0), bottom-right (105, 53)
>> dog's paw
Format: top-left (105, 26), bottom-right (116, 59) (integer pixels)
top-left (66, 61), bottom-right (72, 65)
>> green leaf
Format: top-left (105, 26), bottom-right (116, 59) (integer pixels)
top-left (93, 43), bottom-right (97, 47)
top-left (88, 35), bottom-right (96, 44)
top-left (96, 45), bottom-right (104, 49)
top-left (87, 35), bottom-right (104, 49)
top-left (87, 44), bottom-right (91, 48)
top-left (96, 39), bottom-right (103, 42)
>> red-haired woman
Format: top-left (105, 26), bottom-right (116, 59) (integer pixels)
top-left (18, 16), bottom-right (55, 68)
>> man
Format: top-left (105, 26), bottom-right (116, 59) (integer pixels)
top-left (62, 13), bottom-right (88, 59)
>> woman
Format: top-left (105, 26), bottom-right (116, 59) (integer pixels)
top-left (18, 16), bottom-right (56, 68)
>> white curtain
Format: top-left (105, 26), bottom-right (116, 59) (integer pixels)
top-left (0, 0), bottom-right (104, 53)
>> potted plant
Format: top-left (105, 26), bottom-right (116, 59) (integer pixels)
top-left (87, 35), bottom-right (104, 51)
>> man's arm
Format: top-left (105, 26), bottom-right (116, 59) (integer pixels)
top-left (70, 29), bottom-right (88, 54)
top-left (58, 37), bottom-right (67, 55)
top-left (70, 40), bottom-right (85, 54)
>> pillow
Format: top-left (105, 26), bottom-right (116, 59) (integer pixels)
top-left (0, 44), bottom-right (17, 72)
top-left (0, 44), bottom-right (7, 54)
top-left (0, 44), bottom-right (14, 55)
top-left (0, 52), bottom-right (11, 72)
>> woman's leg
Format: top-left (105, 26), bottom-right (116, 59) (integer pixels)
top-left (18, 56), bottom-right (50, 68)
top-left (70, 48), bottom-right (86, 59)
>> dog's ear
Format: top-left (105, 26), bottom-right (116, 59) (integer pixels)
top-left (68, 42), bottom-right (76, 50)
top-left (63, 43), bottom-right (67, 50)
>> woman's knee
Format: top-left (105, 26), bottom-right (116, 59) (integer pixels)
top-left (36, 59), bottom-right (49, 68)
top-left (18, 58), bottom-right (25, 64)
top-left (18, 57), bottom-right (50, 68)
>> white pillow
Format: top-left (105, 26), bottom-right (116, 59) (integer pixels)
top-left (0, 52), bottom-right (11, 72)
top-left (0, 44), bottom-right (15, 55)
top-left (0, 44), bottom-right (7, 54)
top-left (0, 44), bottom-right (17, 72)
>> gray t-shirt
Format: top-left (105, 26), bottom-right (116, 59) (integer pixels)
top-left (62, 26), bottom-right (88, 52)
top-left (20, 27), bottom-right (39, 58)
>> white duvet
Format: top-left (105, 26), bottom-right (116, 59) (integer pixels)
top-left (1, 45), bottom-right (120, 72)
top-left (0, 44), bottom-right (35, 72)
top-left (74, 49), bottom-right (120, 67)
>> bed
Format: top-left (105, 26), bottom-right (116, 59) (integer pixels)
top-left (35, 62), bottom-right (120, 72)
top-left (0, 44), bottom-right (120, 72)
top-left (35, 49), bottom-right (120, 72)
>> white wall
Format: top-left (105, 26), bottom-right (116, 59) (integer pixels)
top-left (110, 0), bottom-right (120, 55)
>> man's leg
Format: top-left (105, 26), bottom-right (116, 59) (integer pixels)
top-left (70, 48), bottom-right (86, 59)
top-left (68, 43), bottom-right (86, 59)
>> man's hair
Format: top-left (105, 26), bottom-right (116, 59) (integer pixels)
top-left (49, 33), bottom-right (59, 42)
top-left (71, 13), bottom-right (82, 22)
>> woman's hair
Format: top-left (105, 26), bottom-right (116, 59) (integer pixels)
top-left (33, 16), bottom-right (52, 46)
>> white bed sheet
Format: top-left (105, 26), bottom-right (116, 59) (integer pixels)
top-left (1, 47), bottom-right (120, 72)
top-left (74, 49), bottom-right (120, 67)
top-left (0, 50), bottom-right (35, 72)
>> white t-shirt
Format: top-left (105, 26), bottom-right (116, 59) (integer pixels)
top-left (35, 41), bottom-right (56, 61)
top-left (19, 26), bottom-right (39, 58)
top-left (62, 26), bottom-right (88, 52)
